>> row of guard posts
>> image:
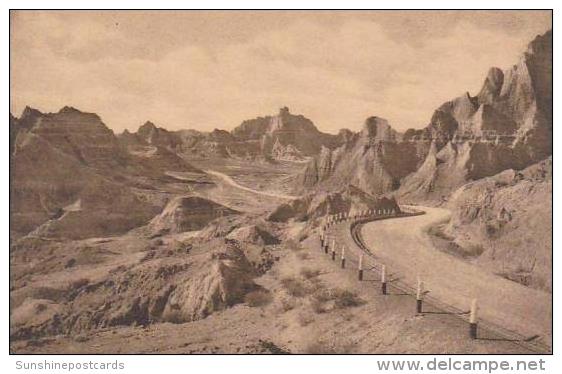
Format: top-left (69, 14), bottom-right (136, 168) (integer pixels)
top-left (318, 208), bottom-right (479, 340)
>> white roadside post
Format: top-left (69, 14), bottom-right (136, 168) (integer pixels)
top-left (341, 246), bottom-right (346, 268)
top-left (331, 239), bottom-right (336, 261)
top-left (358, 254), bottom-right (364, 280)
top-left (381, 265), bottom-right (387, 295)
top-left (469, 299), bottom-right (478, 339)
top-left (416, 276), bottom-right (424, 313)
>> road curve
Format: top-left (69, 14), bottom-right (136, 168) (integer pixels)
top-left (204, 169), bottom-right (297, 200)
top-left (358, 206), bottom-right (552, 347)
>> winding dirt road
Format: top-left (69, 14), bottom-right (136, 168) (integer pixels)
top-left (359, 206), bottom-right (552, 347)
top-left (204, 169), bottom-right (297, 200)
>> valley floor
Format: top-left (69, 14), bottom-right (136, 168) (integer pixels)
top-left (10, 160), bottom-right (550, 354)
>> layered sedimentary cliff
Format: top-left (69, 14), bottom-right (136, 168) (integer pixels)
top-left (298, 30), bottom-right (552, 203)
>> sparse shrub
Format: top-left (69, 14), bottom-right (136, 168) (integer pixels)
top-left (152, 239), bottom-right (164, 246)
top-left (304, 340), bottom-right (354, 354)
top-left (311, 288), bottom-right (364, 311)
top-left (258, 339), bottom-right (290, 354)
top-left (310, 298), bottom-right (327, 314)
top-left (64, 258), bottom-right (76, 268)
top-left (244, 290), bottom-right (273, 307)
top-left (334, 290), bottom-right (364, 309)
top-left (300, 268), bottom-right (321, 279)
top-left (312, 287), bottom-right (336, 303)
top-left (278, 296), bottom-right (296, 312)
top-left (428, 225), bottom-right (454, 241)
top-left (310, 287), bottom-right (336, 313)
top-left (170, 240), bottom-right (192, 254)
top-left (74, 335), bottom-right (89, 343)
top-left (281, 277), bottom-right (308, 297)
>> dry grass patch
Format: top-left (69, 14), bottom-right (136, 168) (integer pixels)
top-left (310, 298), bottom-right (328, 314)
top-left (310, 288), bottom-right (364, 313)
top-left (334, 290), bottom-right (364, 309)
top-left (276, 296), bottom-right (296, 313)
top-left (280, 277), bottom-right (309, 297)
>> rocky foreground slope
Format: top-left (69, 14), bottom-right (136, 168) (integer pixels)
top-left (10, 235), bottom-right (266, 341)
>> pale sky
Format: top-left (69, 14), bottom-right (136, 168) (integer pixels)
top-left (10, 10), bottom-right (551, 134)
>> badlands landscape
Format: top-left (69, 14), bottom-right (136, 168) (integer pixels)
top-left (9, 29), bottom-right (552, 354)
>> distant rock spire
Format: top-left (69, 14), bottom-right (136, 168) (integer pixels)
top-left (279, 106), bottom-right (290, 116)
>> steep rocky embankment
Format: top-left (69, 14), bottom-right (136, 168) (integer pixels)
top-left (9, 238), bottom-right (264, 341)
top-left (414, 30), bottom-right (553, 292)
top-left (436, 157), bottom-right (552, 291)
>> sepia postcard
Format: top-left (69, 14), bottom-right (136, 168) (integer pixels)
top-left (9, 9), bottom-right (553, 357)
